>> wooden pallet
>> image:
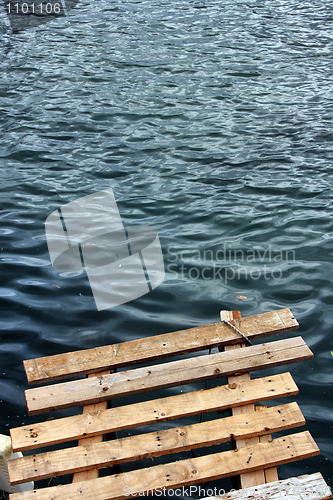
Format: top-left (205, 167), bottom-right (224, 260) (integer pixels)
top-left (7, 308), bottom-right (332, 499)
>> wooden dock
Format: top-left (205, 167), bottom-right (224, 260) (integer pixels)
top-left (7, 308), bottom-right (332, 499)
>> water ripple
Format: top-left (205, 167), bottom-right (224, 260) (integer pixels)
top-left (0, 0), bottom-right (332, 489)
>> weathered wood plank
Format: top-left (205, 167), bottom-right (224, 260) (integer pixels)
top-left (204, 473), bottom-right (332, 499)
top-left (10, 372), bottom-right (298, 452)
top-left (254, 405), bottom-right (279, 483)
top-left (23, 308), bottom-right (298, 384)
top-left (259, 431), bottom-right (279, 483)
top-left (221, 310), bottom-right (265, 488)
top-left (25, 336), bottom-right (312, 415)
top-left (73, 371), bottom-right (110, 483)
top-left (8, 431), bottom-right (319, 500)
top-left (8, 402), bottom-right (305, 485)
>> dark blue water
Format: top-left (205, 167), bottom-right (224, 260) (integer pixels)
top-left (0, 0), bottom-right (332, 494)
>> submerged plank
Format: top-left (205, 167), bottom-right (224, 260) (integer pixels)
top-left (206, 473), bottom-right (332, 499)
top-left (25, 336), bottom-right (312, 415)
top-left (11, 372), bottom-right (298, 452)
top-left (8, 402), bottom-right (305, 485)
top-left (24, 308), bottom-right (298, 384)
top-left (9, 431), bottom-right (319, 500)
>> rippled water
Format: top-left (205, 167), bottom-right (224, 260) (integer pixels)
top-left (1, 0), bottom-right (332, 493)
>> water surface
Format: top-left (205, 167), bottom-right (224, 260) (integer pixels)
top-left (0, 0), bottom-right (332, 494)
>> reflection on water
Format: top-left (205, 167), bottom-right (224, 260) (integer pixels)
top-left (0, 0), bottom-right (332, 492)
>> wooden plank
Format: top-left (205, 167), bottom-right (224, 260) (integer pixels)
top-left (220, 311), bottom-right (279, 486)
top-left (10, 372), bottom-right (298, 452)
top-left (23, 308), bottom-right (298, 384)
top-left (8, 431), bottom-right (320, 500)
top-left (255, 405), bottom-right (279, 483)
top-left (203, 473), bottom-right (332, 499)
top-left (8, 402), bottom-right (305, 485)
top-left (25, 336), bottom-right (312, 415)
top-left (259, 432), bottom-right (279, 483)
top-left (73, 371), bottom-right (110, 483)
top-left (221, 310), bottom-right (266, 488)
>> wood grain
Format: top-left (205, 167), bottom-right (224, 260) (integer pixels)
top-left (207, 473), bottom-right (332, 499)
top-left (8, 402), bottom-right (304, 485)
top-left (73, 371), bottom-right (110, 483)
top-left (221, 310), bottom-right (265, 488)
top-left (10, 372), bottom-right (298, 452)
top-left (25, 336), bottom-right (312, 415)
top-left (23, 308), bottom-right (298, 384)
top-left (8, 431), bottom-right (319, 500)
